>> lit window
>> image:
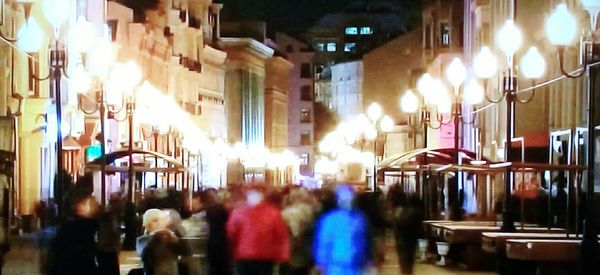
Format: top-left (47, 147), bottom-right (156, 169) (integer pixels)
top-left (441, 23), bottom-right (450, 46)
top-left (345, 27), bottom-right (358, 35)
top-left (360, 27), bottom-right (372, 35)
top-left (314, 42), bottom-right (325, 51)
top-left (344, 43), bottom-right (356, 52)
top-left (300, 109), bottom-right (311, 123)
top-left (300, 153), bottom-right (309, 164)
top-left (326, 42), bottom-right (337, 52)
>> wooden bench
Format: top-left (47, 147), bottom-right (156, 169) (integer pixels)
top-left (506, 239), bottom-right (600, 262)
top-left (436, 225), bottom-right (563, 271)
top-left (505, 239), bottom-right (600, 275)
top-left (443, 225), bottom-right (565, 244)
top-left (482, 232), bottom-right (577, 254)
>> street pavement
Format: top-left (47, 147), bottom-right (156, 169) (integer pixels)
top-left (2, 233), bottom-right (496, 275)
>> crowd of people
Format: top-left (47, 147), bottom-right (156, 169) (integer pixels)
top-left (34, 173), bottom-right (425, 275)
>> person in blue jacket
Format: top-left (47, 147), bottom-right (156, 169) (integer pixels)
top-left (313, 184), bottom-right (370, 275)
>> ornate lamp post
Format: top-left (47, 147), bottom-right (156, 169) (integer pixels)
top-left (541, 2), bottom-right (599, 273)
top-left (76, 60), bottom-right (142, 206)
top-left (366, 103), bottom-right (393, 191)
top-left (472, 18), bottom-right (547, 231)
top-left (14, 0), bottom-right (105, 215)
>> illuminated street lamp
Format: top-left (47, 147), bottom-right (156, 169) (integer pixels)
top-left (14, 0), bottom-right (100, 215)
top-left (365, 102), bottom-right (393, 191)
top-left (473, 18), bottom-right (547, 231)
top-left (541, 2), bottom-right (599, 272)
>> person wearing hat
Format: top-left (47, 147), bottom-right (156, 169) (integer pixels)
top-left (136, 209), bottom-right (170, 256)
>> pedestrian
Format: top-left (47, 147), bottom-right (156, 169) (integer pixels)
top-left (392, 194), bottom-right (424, 275)
top-left (281, 189), bottom-right (316, 275)
top-left (97, 207), bottom-right (122, 275)
top-left (226, 187), bottom-right (290, 275)
top-left (49, 196), bottom-right (100, 275)
top-left (313, 184), bottom-right (370, 275)
top-left (203, 190), bottom-right (232, 275)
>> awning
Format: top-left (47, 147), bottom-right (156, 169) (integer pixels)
top-left (85, 148), bottom-right (185, 173)
top-left (378, 148), bottom-right (492, 171)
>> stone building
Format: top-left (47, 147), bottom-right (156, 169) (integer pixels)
top-left (274, 33), bottom-right (315, 176)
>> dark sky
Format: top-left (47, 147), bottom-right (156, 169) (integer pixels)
top-left (218, 0), bottom-right (423, 35)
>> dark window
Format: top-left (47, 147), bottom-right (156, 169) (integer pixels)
top-left (441, 22), bottom-right (450, 47)
top-left (286, 45), bottom-right (294, 53)
top-left (300, 85), bottom-right (312, 101)
top-left (300, 132), bottom-right (311, 145)
top-left (300, 63), bottom-right (312, 78)
top-left (300, 109), bottom-right (311, 123)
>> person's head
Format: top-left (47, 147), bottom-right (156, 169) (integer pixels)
top-left (335, 184), bottom-right (355, 210)
top-left (246, 189), bottom-right (264, 206)
top-left (73, 196), bottom-right (98, 218)
top-left (142, 208), bottom-right (170, 233)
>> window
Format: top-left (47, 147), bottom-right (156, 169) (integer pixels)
top-left (441, 23), bottom-right (450, 46)
top-left (345, 27), bottom-right (358, 35)
top-left (299, 153), bottom-right (309, 165)
top-left (300, 109), bottom-right (311, 123)
top-left (300, 63), bottom-right (312, 78)
top-left (360, 27), bottom-right (373, 35)
top-left (326, 42), bottom-right (336, 52)
top-left (300, 132), bottom-right (311, 146)
top-left (285, 45), bottom-right (294, 53)
top-left (300, 85), bottom-right (312, 101)
top-left (344, 43), bottom-right (356, 52)
top-left (314, 42), bottom-right (325, 51)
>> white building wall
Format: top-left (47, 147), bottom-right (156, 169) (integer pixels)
top-left (331, 61), bottom-right (363, 120)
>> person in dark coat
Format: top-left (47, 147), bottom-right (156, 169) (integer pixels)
top-left (392, 195), bottom-right (424, 275)
top-left (97, 207), bottom-right (121, 275)
top-left (203, 190), bottom-right (233, 275)
top-left (49, 196), bottom-right (100, 275)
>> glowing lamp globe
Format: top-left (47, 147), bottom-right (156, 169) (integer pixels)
top-left (520, 47), bottom-right (546, 79)
top-left (446, 57), bottom-right (466, 89)
top-left (42, 0), bottom-right (70, 32)
top-left (437, 95), bottom-right (452, 114)
top-left (497, 20), bottom-right (522, 56)
top-left (71, 65), bottom-right (92, 94)
top-left (88, 40), bottom-right (115, 79)
top-left (17, 17), bottom-right (44, 52)
top-left (367, 102), bottom-right (383, 121)
top-left (545, 4), bottom-right (577, 46)
top-left (417, 73), bottom-right (433, 95)
top-left (473, 47), bottom-right (498, 79)
top-left (68, 17), bottom-right (96, 54)
top-left (380, 115), bottom-right (394, 132)
top-left (463, 79), bottom-right (484, 105)
top-left (400, 90), bottom-right (419, 113)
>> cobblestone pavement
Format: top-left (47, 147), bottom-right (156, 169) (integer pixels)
top-left (2, 233), bottom-right (496, 275)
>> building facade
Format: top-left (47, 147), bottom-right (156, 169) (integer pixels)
top-left (275, 33), bottom-right (316, 176)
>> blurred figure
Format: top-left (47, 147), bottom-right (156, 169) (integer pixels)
top-left (227, 187), bottom-right (290, 275)
top-left (49, 196), bottom-right (100, 275)
top-left (281, 189), bottom-right (316, 275)
top-left (136, 209), bottom-right (170, 256)
top-left (313, 184), bottom-right (370, 275)
top-left (97, 206), bottom-right (121, 275)
top-left (203, 191), bottom-right (232, 275)
top-left (392, 194), bottom-right (424, 275)
top-left (138, 208), bottom-right (193, 275)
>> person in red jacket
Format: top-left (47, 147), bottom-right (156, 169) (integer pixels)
top-left (226, 187), bottom-right (290, 275)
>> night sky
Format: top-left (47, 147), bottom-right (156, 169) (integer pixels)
top-left (113, 0), bottom-right (423, 35)
top-left (218, 0), bottom-right (423, 35)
